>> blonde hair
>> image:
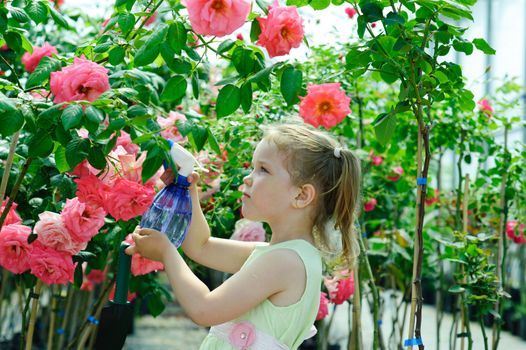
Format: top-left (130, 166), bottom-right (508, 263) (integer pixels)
top-left (261, 123), bottom-right (362, 269)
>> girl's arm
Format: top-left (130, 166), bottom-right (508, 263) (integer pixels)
top-left (166, 170), bottom-right (266, 274)
top-left (126, 228), bottom-right (303, 326)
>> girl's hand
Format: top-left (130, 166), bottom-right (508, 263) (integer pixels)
top-left (124, 227), bottom-right (172, 262)
top-left (160, 168), bottom-right (200, 190)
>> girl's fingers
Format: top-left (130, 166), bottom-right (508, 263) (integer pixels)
top-left (124, 245), bottom-right (136, 255)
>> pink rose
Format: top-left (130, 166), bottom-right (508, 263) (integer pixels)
top-left (478, 99), bottom-right (493, 116)
top-left (104, 178), bottom-right (155, 221)
top-left (50, 56), bottom-right (110, 104)
top-left (61, 198), bottom-right (106, 242)
top-left (75, 175), bottom-right (108, 209)
top-left (21, 43), bottom-right (58, 73)
top-left (370, 155), bottom-right (383, 166)
top-left (299, 83), bottom-right (351, 129)
top-left (387, 166), bottom-right (404, 181)
top-left (34, 211), bottom-right (86, 254)
top-left (230, 219), bottom-right (266, 242)
top-left (364, 198), bottom-right (377, 212)
top-left (345, 7), bottom-right (357, 18)
top-left (506, 221), bottom-right (526, 244)
top-left (425, 189), bottom-right (440, 206)
top-left (115, 130), bottom-right (140, 154)
top-left (0, 224), bottom-right (33, 274)
top-left (87, 269), bottom-right (106, 284)
top-left (29, 242), bottom-right (75, 285)
top-left (182, 0), bottom-right (251, 37)
top-left (1, 198), bottom-right (22, 226)
top-left (316, 292), bottom-right (329, 320)
top-left (144, 9), bottom-right (157, 27)
top-left (125, 235), bottom-right (164, 275)
top-left (157, 111), bottom-right (188, 142)
top-left (117, 152), bottom-right (148, 183)
top-left (256, 2), bottom-right (304, 57)
top-left (326, 276), bottom-right (354, 305)
top-left (236, 33), bottom-right (244, 41)
top-left (228, 321), bottom-right (256, 349)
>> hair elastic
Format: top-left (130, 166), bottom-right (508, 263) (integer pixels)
top-left (334, 147), bottom-right (342, 158)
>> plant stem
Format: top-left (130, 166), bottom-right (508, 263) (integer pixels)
top-left (358, 234), bottom-right (381, 349)
top-left (56, 285), bottom-right (74, 350)
top-left (480, 315), bottom-right (489, 350)
top-left (492, 125), bottom-right (509, 350)
top-left (25, 280), bottom-right (43, 350)
top-left (0, 158), bottom-right (33, 231)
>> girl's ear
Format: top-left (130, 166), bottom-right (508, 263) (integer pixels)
top-left (293, 184), bottom-right (316, 209)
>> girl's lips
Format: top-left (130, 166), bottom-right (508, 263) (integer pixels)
top-left (242, 192), bottom-right (251, 199)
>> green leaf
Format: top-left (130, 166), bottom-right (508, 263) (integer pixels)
top-left (26, 56), bottom-right (62, 89)
top-left (240, 82), bottom-right (252, 113)
top-left (25, 0), bottom-right (49, 24)
top-left (28, 131), bottom-right (53, 158)
top-left (87, 145), bottom-right (107, 170)
top-left (118, 13), bottom-right (135, 34)
top-left (49, 5), bottom-right (69, 29)
top-left (373, 113), bottom-right (396, 146)
top-left (191, 124), bottom-right (208, 151)
top-left (207, 129), bottom-right (221, 155)
top-left (10, 7), bottom-right (30, 23)
top-left (62, 104), bottom-right (83, 130)
top-left (433, 70), bottom-right (449, 84)
top-left (310, 0), bottom-right (330, 10)
top-left (448, 285), bottom-right (466, 294)
top-left (134, 42), bottom-right (160, 67)
top-left (0, 94), bottom-right (24, 137)
top-left (168, 21), bottom-right (187, 55)
top-left (453, 40), bottom-right (473, 55)
top-left (250, 19), bottom-right (261, 42)
top-left (191, 73), bottom-right (199, 99)
top-left (85, 106), bottom-right (105, 123)
top-left (218, 39), bottom-right (236, 54)
top-left (141, 150), bottom-right (163, 182)
top-left (54, 145), bottom-right (70, 172)
top-left (216, 84), bottom-right (241, 118)
top-left (380, 63), bottom-right (398, 84)
top-left (280, 66), bottom-right (302, 105)
top-left (4, 31), bottom-right (22, 52)
top-left (66, 138), bottom-right (89, 169)
top-left (360, 2), bottom-right (383, 22)
top-left (146, 292), bottom-right (165, 317)
top-left (74, 262), bottom-right (83, 289)
top-left (160, 75), bottom-right (187, 102)
top-left (472, 38), bottom-right (495, 55)
top-left (28, 233), bottom-right (38, 244)
top-left (232, 46), bottom-right (256, 77)
top-left (108, 46), bottom-right (126, 65)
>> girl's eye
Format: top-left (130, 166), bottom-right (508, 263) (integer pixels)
top-left (260, 166), bottom-right (268, 173)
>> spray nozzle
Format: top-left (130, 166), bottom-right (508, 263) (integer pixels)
top-left (165, 140), bottom-right (206, 178)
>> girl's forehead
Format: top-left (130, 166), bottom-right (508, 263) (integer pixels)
top-left (253, 141), bottom-right (286, 164)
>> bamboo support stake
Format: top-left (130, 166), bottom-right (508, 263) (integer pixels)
top-left (47, 287), bottom-right (59, 350)
top-left (25, 280), bottom-right (43, 350)
top-left (460, 175), bottom-right (470, 350)
top-left (57, 285), bottom-right (74, 350)
top-left (349, 264), bottom-right (362, 350)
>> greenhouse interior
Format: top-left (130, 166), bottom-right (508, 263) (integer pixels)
top-left (0, 0), bottom-right (525, 349)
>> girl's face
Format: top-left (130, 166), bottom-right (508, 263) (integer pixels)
top-left (241, 141), bottom-right (298, 222)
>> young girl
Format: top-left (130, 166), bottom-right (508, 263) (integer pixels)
top-left (126, 123), bottom-right (362, 350)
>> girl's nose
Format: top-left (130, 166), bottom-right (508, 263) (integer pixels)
top-left (243, 174), bottom-right (252, 187)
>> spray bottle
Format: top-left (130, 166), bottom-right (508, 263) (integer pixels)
top-left (140, 141), bottom-right (198, 247)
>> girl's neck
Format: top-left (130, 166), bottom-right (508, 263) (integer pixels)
top-left (267, 215), bottom-right (314, 245)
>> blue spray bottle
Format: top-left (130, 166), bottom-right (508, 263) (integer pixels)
top-left (140, 141), bottom-right (198, 247)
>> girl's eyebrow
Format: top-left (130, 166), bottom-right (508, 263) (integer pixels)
top-left (251, 160), bottom-right (271, 167)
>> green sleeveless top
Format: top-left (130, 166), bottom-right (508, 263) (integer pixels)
top-left (199, 239), bottom-right (322, 350)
